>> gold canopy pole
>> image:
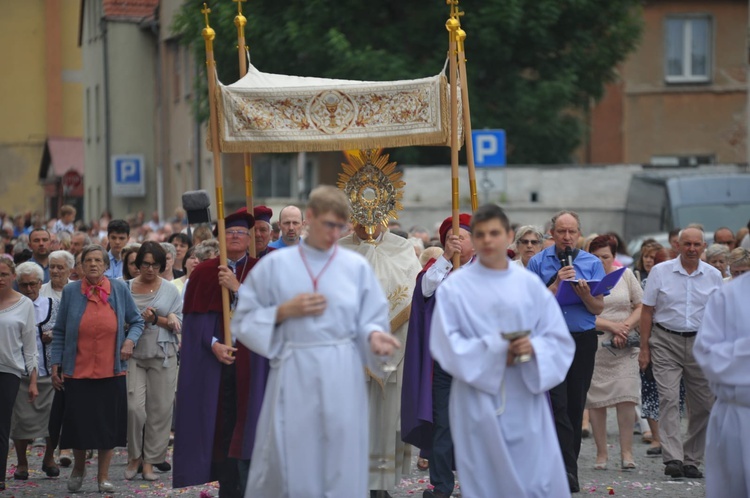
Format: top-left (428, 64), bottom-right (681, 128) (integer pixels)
top-left (456, 24), bottom-right (478, 212)
top-left (201, 4), bottom-right (232, 346)
top-left (446, 1), bottom-right (461, 268)
top-left (234, 0), bottom-right (256, 257)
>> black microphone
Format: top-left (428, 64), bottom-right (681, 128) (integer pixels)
top-left (564, 247), bottom-right (574, 268)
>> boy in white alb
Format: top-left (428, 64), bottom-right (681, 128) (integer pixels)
top-left (429, 204), bottom-right (575, 498)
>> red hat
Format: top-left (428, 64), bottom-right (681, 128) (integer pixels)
top-left (253, 205), bottom-right (273, 225)
top-left (213, 207), bottom-right (255, 236)
top-left (439, 213), bottom-right (472, 247)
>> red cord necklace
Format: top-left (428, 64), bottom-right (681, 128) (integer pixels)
top-left (298, 243), bottom-right (337, 292)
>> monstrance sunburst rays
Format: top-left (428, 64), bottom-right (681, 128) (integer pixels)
top-left (337, 149), bottom-right (404, 240)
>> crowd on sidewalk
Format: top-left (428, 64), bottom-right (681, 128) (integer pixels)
top-left (1, 199), bottom-right (748, 497)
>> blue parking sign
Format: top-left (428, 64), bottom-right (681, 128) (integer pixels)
top-left (111, 155), bottom-right (145, 197)
top-left (472, 130), bottom-right (506, 168)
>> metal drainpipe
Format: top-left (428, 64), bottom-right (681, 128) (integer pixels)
top-left (101, 15), bottom-right (111, 215)
top-left (151, 12), bottom-right (165, 223)
top-left (194, 61), bottom-right (202, 190)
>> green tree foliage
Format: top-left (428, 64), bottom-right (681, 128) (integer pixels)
top-left (173, 0), bottom-right (642, 164)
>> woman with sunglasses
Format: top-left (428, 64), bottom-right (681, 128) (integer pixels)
top-left (513, 225), bottom-right (544, 267)
top-left (124, 242), bottom-right (182, 481)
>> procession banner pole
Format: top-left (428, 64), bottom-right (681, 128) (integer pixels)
top-left (456, 24), bottom-right (479, 212)
top-left (201, 3), bottom-right (233, 346)
top-left (234, 0), bottom-right (256, 257)
top-left (447, 1), bottom-right (461, 268)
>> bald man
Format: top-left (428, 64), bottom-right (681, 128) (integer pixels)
top-left (268, 206), bottom-right (303, 249)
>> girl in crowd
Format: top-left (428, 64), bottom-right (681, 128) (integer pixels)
top-left (0, 257), bottom-right (38, 492)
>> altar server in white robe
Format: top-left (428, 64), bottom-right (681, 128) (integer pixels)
top-left (693, 273), bottom-right (750, 498)
top-left (430, 204), bottom-right (575, 498)
top-left (232, 186), bottom-right (400, 498)
top-left (339, 223), bottom-right (421, 496)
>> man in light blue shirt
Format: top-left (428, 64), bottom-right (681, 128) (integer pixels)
top-left (268, 206), bottom-right (303, 249)
top-left (103, 220), bottom-right (129, 279)
top-left (527, 210), bottom-right (605, 494)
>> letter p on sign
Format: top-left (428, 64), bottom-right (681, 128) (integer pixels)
top-left (471, 130), bottom-right (506, 168)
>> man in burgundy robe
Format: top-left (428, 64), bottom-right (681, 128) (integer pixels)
top-left (173, 208), bottom-right (260, 498)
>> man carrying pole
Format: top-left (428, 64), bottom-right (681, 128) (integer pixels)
top-left (174, 7), bottom-right (255, 497)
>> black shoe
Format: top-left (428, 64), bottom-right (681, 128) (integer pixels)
top-left (154, 461), bottom-right (172, 472)
top-left (0, 481), bottom-right (5, 491)
top-left (646, 446), bottom-right (662, 456)
top-left (423, 490), bottom-right (450, 498)
top-left (42, 464), bottom-right (60, 477)
top-left (664, 460), bottom-right (684, 478)
top-left (13, 470), bottom-right (28, 481)
top-left (682, 465), bottom-right (703, 478)
top-left (567, 472), bottom-right (580, 493)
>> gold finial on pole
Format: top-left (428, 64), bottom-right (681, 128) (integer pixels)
top-left (201, 3), bottom-right (232, 346)
top-left (455, 23), bottom-right (479, 211)
top-left (233, 0), bottom-right (256, 258)
top-left (446, 0), bottom-right (461, 268)
top-left (201, 3), bottom-right (211, 26)
top-left (201, 3), bottom-right (215, 50)
top-left (233, 0), bottom-right (248, 40)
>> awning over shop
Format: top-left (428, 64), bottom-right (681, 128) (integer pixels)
top-left (38, 137), bottom-right (84, 181)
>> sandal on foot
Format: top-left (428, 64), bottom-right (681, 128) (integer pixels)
top-left (594, 461), bottom-right (608, 470)
top-left (621, 459), bottom-right (637, 470)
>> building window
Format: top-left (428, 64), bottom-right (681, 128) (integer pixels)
top-left (255, 155), bottom-right (295, 198)
top-left (650, 154), bottom-right (715, 167)
top-left (665, 16), bottom-right (711, 83)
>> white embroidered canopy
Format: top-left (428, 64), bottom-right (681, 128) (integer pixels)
top-left (214, 63), bottom-right (462, 153)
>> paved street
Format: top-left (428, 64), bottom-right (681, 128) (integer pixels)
top-left (4, 412), bottom-right (706, 497)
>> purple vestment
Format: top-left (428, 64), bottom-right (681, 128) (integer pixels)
top-left (400, 264), bottom-right (438, 452)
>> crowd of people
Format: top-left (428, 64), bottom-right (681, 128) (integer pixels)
top-left (1, 198), bottom-right (749, 497)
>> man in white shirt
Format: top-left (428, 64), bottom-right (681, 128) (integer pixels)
top-left (639, 227), bottom-right (723, 479)
top-left (693, 273), bottom-right (750, 497)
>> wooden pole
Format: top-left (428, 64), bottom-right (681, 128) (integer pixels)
top-left (447, 6), bottom-right (461, 268)
top-left (201, 4), bottom-right (232, 346)
top-left (234, 0), bottom-right (256, 257)
top-left (456, 27), bottom-right (478, 212)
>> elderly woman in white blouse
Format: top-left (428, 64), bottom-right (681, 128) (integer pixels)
top-left (0, 257), bottom-right (38, 492)
top-left (11, 262), bottom-right (60, 480)
top-left (40, 250), bottom-right (74, 300)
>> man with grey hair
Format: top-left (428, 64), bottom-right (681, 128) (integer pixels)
top-left (268, 206), bottom-right (303, 249)
top-left (69, 232), bottom-right (91, 257)
top-left (639, 227), bottom-right (723, 479)
top-left (527, 210), bottom-right (605, 493)
top-left (712, 227), bottom-right (735, 250)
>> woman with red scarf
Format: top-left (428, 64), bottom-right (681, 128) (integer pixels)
top-left (50, 244), bottom-right (144, 494)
